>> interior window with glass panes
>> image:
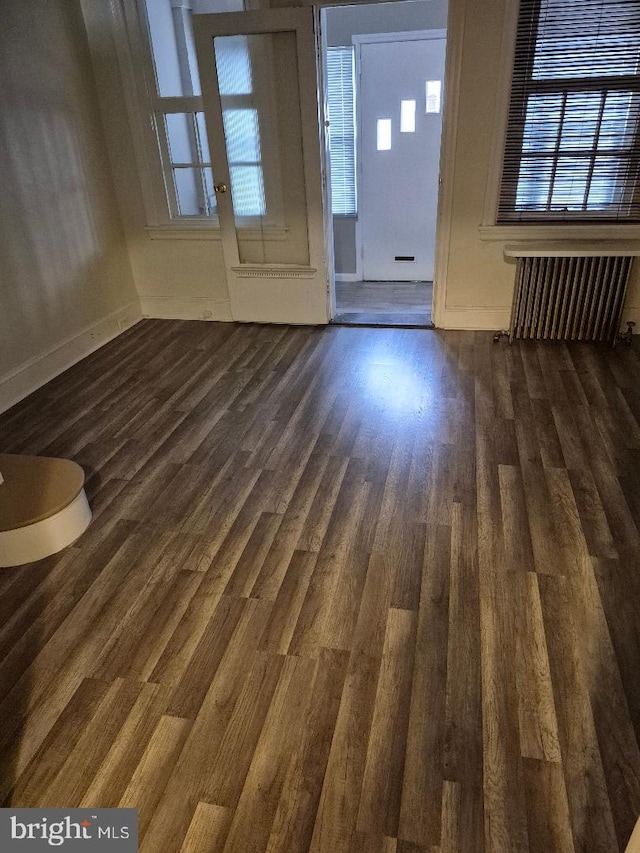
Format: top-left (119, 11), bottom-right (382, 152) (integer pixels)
top-left (142, 0), bottom-right (270, 222)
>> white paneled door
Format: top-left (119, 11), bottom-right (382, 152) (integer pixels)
top-left (193, 9), bottom-right (330, 324)
top-left (359, 35), bottom-right (446, 282)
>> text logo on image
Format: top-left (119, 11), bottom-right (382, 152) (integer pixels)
top-left (0, 809), bottom-right (138, 851)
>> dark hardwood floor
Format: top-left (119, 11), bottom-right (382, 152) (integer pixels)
top-left (1, 319), bottom-right (639, 852)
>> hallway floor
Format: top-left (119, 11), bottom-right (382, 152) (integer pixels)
top-left (333, 280), bottom-right (433, 326)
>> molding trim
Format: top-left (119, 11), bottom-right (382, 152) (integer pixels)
top-left (442, 302), bottom-right (640, 332)
top-left (351, 29), bottom-right (447, 46)
top-left (0, 301), bottom-right (142, 415)
top-left (441, 306), bottom-right (511, 330)
top-left (231, 266), bottom-right (317, 279)
top-left (145, 225), bottom-right (290, 241)
top-left (140, 295), bottom-right (233, 321)
top-left (146, 227), bottom-right (222, 241)
top-left (335, 273), bottom-right (360, 282)
top-left (431, 0), bottom-right (466, 328)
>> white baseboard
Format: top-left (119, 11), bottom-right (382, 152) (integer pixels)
top-left (440, 306), bottom-right (511, 331)
top-left (334, 273), bottom-right (360, 283)
top-left (140, 296), bottom-right (233, 322)
top-left (441, 305), bottom-right (640, 333)
top-left (0, 300), bottom-right (143, 415)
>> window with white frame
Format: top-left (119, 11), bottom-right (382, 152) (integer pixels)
top-left (161, 111), bottom-right (217, 216)
top-left (326, 46), bottom-right (357, 216)
top-left (498, 0), bottom-right (640, 223)
top-left (143, 0), bottom-right (214, 219)
top-left (140, 0), bottom-right (268, 222)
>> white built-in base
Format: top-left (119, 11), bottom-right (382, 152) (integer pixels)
top-left (0, 489), bottom-right (92, 568)
top-left (626, 816), bottom-right (640, 852)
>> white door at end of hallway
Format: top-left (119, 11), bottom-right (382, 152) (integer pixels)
top-left (360, 36), bottom-right (445, 282)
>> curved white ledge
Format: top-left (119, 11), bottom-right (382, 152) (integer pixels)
top-left (0, 489), bottom-right (92, 568)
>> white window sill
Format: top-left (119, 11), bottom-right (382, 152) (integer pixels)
top-left (145, 224), bottom-right (290, 241)
top-left (503, 241), bottom-right (640, 258)
top-left (146, 225), bottom-right (222, 241)
top-left (479, 223), bottom-right (640, 242)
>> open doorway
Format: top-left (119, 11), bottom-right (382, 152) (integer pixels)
top-left (322, 1), bottom-right (447, 326)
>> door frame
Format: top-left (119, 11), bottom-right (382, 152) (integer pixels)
top-left (317, 0), bottom-right (463, 328)
top-left (315, 6), bottom-right (338, 321)
top-left (193, 7), bottom-right (331, 324)
top-left (352, 29), bottom-right (446, 287)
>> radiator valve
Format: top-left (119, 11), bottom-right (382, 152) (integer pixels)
top-left (619, 321), bottom-right (636, 346)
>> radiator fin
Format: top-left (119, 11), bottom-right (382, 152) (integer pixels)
top-left (509, 256), bottom-right (632, 344)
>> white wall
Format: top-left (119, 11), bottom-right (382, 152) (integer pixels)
top-left (0, 0), bottom-right (141, 413)
top-left (334, 219), bottom-right (358, 275)
top-left (437, 0), bottom-right (515, 328)
top-left (325, 0), bottom-right (447, 47)
top-left (82, 0), bottom-right (233, 323)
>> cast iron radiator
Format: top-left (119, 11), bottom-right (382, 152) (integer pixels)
top-left (508, 255), bottom-right (633, 344)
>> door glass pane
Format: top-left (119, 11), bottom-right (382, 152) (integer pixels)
top-left (229, 165), bottom-right (266, 216)
top-left (223, 109), bottom-right (262, 164)
top-left (400, 100), bottom-right (416, 133)
top-left (377, 119), bottom-right (392, 150)
top-left (217, 35), bottom-right (253, 95)
top-left (213, 31), bottom-right (310, 265)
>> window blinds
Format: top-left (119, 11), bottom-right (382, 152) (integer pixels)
top-left (498, 0), bottom-right (640, 222)
top-left (326, 47), bottom-right (357, 216)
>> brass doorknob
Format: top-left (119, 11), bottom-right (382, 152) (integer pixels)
top-left (214, 183), bottom-right (228, 194)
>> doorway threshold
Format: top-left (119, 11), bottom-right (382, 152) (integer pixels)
top-left (330, 312), bottom-right (434, 328)
top-left (333, 281), bottom-right (434, 327)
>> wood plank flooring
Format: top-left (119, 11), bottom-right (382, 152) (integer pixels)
top-left (1, 320), bottom-right (640, 852)
top-left (334, 281), bottom-right (433, 326)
